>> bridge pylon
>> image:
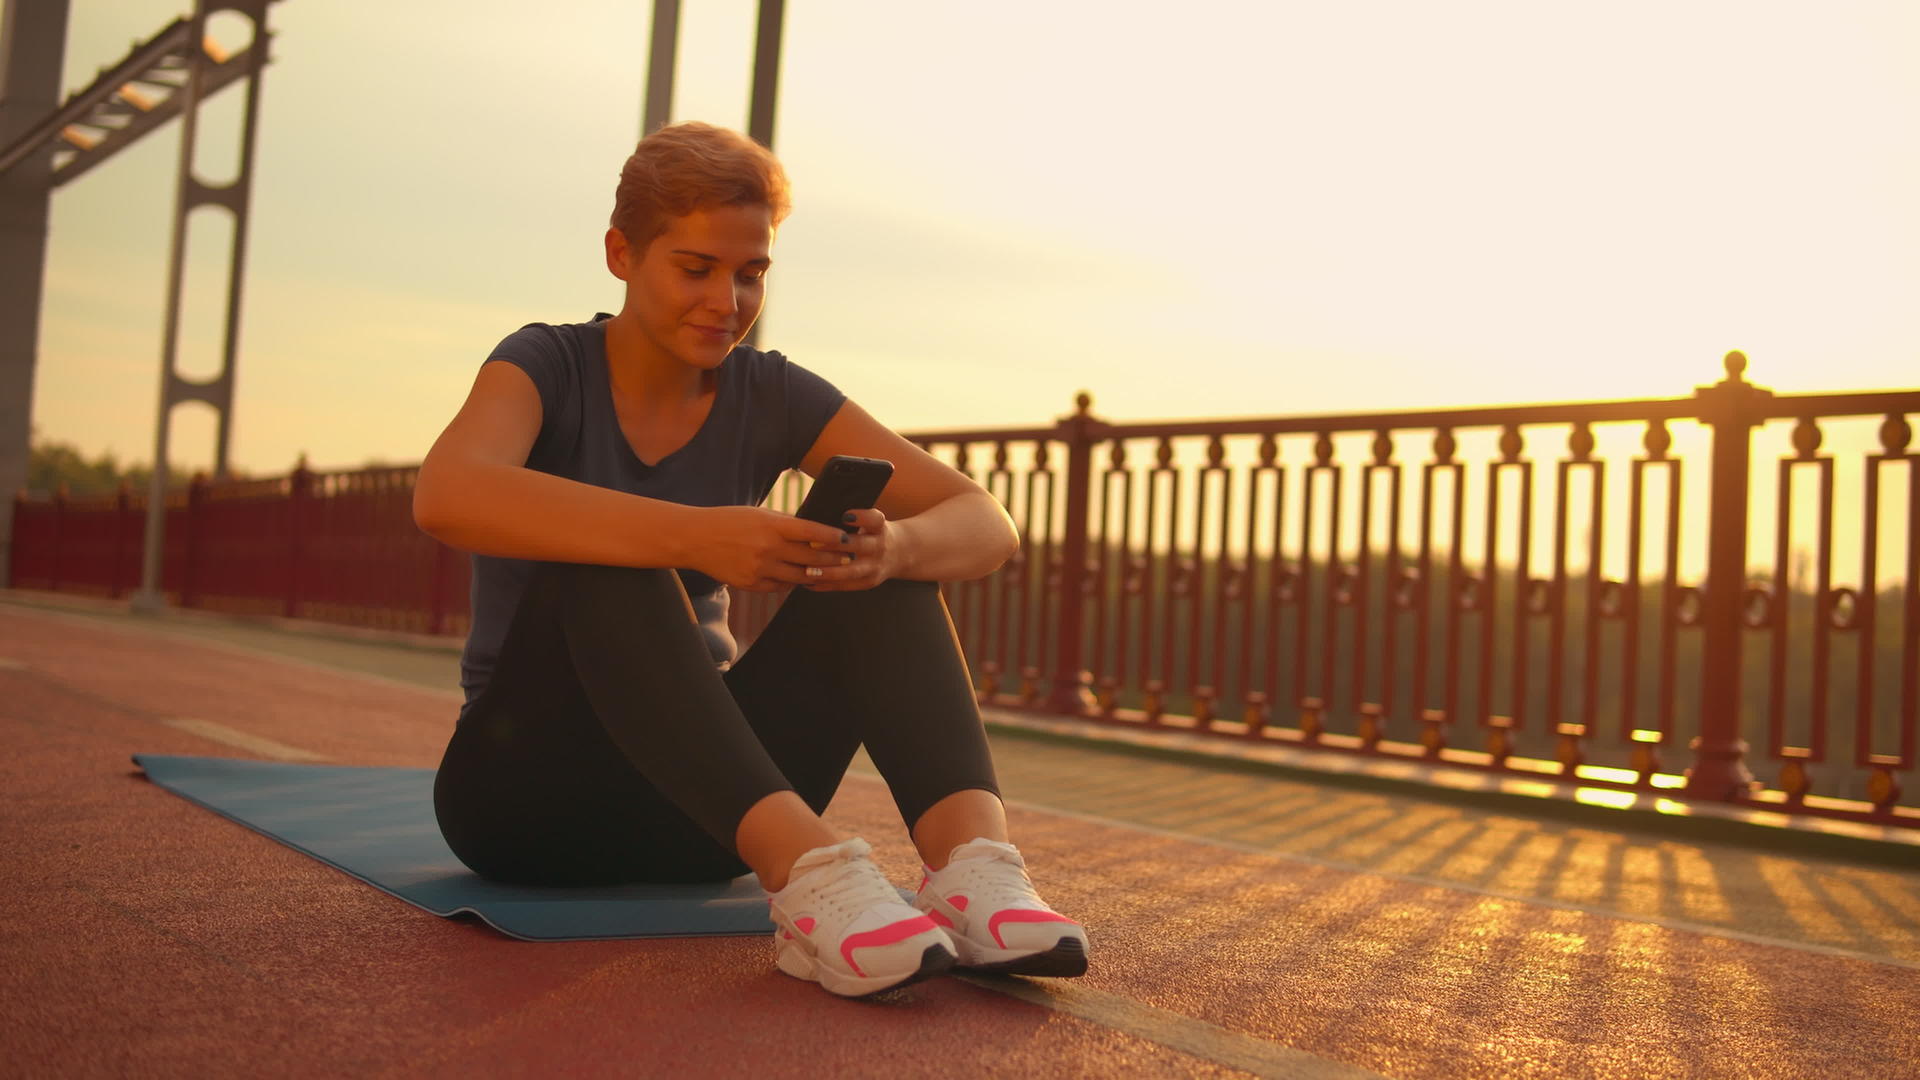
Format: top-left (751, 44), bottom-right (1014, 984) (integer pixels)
top-left (0, 0), bottom-right (278, 601)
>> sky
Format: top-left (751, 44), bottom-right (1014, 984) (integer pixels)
top-left (26, 0), bottom-right (1920, 478)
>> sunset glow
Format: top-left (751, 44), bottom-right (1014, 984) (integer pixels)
top-left (31, 0), bottom-right (1920, 475)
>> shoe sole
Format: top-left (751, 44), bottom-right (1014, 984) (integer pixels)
top-left (781, 941), bottom-right (957, 999)
top-left (957, 936), bottom-right (1088, 978)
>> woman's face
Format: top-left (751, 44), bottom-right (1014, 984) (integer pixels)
top-left (607, 202), bottom-right (774, 370)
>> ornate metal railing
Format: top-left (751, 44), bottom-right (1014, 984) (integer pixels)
top-left (12, 354), bottom-right (1916, 826)
top-left (11, 463), bottom-right (468, 634)
top-left (743, 354), bottom-right (1918, 827)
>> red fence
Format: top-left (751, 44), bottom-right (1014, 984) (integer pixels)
top-left (13, 464), bottom-right (468, 635)
top-left (12, 355), bottom-right (1918, 827)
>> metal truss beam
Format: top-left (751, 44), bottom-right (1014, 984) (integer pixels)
top-left (642, 0), bottom-right (679, 135)
top-left (0, 16), bottom-right (266, 189)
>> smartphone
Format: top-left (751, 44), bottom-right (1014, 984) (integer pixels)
top-left (795, 455), bottom-right (894, 526)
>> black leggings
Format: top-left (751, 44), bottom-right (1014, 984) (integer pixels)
top-left (433, 563), bottom-right (1000, 886)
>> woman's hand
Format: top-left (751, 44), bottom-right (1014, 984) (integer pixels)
top-left (801, 507), bottom-right (907, 592)
top-left (796, 402), bottom-right (1020, 584)
top-left (695, 506), bottom-right (855, 592)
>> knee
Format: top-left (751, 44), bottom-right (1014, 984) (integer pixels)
top-left (780, 581), bottom-right (953, 654)
top-left (544, 561), bottom-right (671, 593)
top-left (541, 563), bottom-right (688, 617)
top-left (809, 577), bottom-right (941, 615)
top-left (769, 581), bottom-right (921, 641)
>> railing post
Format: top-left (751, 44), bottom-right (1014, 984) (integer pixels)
top-left (1045, 392), bottom-right (1102, 714)
top-left (6, 491), bottom-right (20, 588)
top-left (50, 484), bottom-right (67, 592)
top-left (181, 473), bottom-right (207, 609)
top-left (286, 456), bottom-right (310, 618)
top-left (1686, 350), bottom-right (1771, 799)
top-left (111, 481), bottom-right (132, 598)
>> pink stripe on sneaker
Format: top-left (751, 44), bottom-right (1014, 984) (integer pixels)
top-left (840, 915), bottom-right (938, 978)
top-left (794, 917), bottom-right (816, 935)
top-left (926, 908), bottom-right (955, 930)
top-left (988, 909), bottom-right (1079, 949)
top-left (950, 895), bottom-right (969, 912)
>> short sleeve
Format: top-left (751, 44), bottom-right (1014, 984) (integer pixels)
top-left (773, 352), bottom-right (847, 467)
top-left (482, 323), bottom-right (580, 463)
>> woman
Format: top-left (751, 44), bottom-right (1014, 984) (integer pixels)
top-left (414, 122), bottom-right (1087, 998)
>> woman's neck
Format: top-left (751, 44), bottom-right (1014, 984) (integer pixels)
top-left (603, 311), bottom-right (712, 408)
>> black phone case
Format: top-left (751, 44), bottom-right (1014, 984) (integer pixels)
top-left (796, 456), bottom-right (894, 525)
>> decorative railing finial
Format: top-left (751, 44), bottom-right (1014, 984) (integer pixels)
top-left (1882, 414), bottom-right (1912, 455)
top-left (1074, 391), bottom-right (1093, 416)
top-left (1791, 417), bottom-right (1823, 459)
top-left (1695, 349), bottom-right (1769, 410)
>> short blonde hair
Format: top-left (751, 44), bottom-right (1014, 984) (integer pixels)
top-left (610, 122), bottom-right (791, 249)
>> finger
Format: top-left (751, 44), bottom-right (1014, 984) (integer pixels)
top-left (783, 541), bottom-right (850, 566)
top-left (804, 553), bottom-right (875, 584)
top-left (780, 516), bottom-right (849, 546)
top-left (768, 547), bottom-right (858, 582)
top-left (745, 557), bottom-right (811, 587)
top-left (840, 508), bottom-right (887, 533)
top-left (806, 568), bottom-right (880, 592)
top-left (806, 531), bottom-right (859, 553)
top-left (799, 563), bottom-right (843, 585)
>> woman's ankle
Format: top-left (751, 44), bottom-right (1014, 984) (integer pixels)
top-left (910, 788), bottom-right (1008, 870)
top-left (735, 791), bottom-right (840, 891)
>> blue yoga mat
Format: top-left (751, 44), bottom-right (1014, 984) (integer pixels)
top-left (133, 753), bottom-right (773, 941)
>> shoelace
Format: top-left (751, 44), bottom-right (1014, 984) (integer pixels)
top-left (803, 856), bottom-right (903, 921)
top-left (940, 847), bottom-right (1045, 911)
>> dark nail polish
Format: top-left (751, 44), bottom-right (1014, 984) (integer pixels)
top-left (840, 531), bottom-right (853, 544)
top-left (841, 512), bottom-right (857, 525)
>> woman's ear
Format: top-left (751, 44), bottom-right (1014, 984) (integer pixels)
top-left (604, 227), bottom-right (632, 281)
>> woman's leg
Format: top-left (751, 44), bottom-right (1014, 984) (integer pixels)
top-left (731, 578), bottom-right (1088, 976)
top-left (434, 562), bottom-right (824, 886)
top-left (437, 568), bottom-right (1006, 886)
top-left (438, 563), bottom-right (954, 996)
top-left (723, 578), bottom-right (1003, 866)
top-left (911, 789), bottom-right (1008, 869)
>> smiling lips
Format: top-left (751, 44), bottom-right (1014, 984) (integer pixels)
top-left (688, 324), bottom-right (732, 343)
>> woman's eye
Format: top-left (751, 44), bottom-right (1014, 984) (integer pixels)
top-left (738, 270), bottom-right (766, 284)
top-left (680, 266), bottom-right (709, 278)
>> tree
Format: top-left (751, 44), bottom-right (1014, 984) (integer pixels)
top-left (23, 435), bottom-right (204, 497)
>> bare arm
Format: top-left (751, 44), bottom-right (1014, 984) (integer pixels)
top-left (413, 361), bottom-right (846, 589)
top-left (798, 399), bottom-right (1019, 586)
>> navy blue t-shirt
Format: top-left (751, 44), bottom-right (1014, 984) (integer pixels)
top-left (458, 314), bottom-right (847, 709)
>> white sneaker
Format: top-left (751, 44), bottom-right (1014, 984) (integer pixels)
top-left (768, 837), bottom-right (956, 997)
top-left (914, 838), bottom-right (1088, 976)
